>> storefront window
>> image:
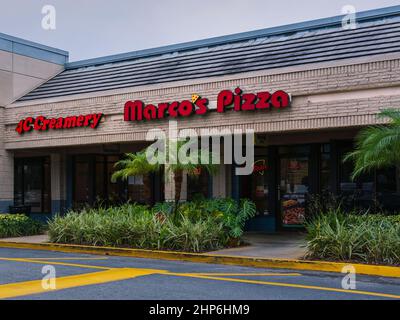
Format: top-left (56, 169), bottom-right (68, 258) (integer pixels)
top-left (320, 144), bottom-right (331, 193)
top-left (73, 154), bottom-right (154, 207)
top-left (95, 156), bottom-right (105, 202)
top-left (279, 146), bottom-right (310, 227)
top-left (376, 167), bottom-right (400, 212)
top-left (127, 174), bottom-right (149, 204)
top-left (187, 169), bottom-right (210, 201)
top-left (74, 155), bottom-right (126, 207)
top-left (333, 140), bottom-right (400, 213)
top-left (338, 142), bottom-right (375, 210)
top-left (106, 156), bottom-right (121, 204)
top-left (14, 157), bottom-right (51, 213)
top-left (74, 156), bottom-right (91, 206)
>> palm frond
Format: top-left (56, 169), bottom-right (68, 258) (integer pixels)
top-left (111, 151), bottom-right (160, 182)
top-left (344, 109), bottom-right (400, 179)
top-left (111, 139), bottom-right (219, 183)
top-left (161, 139), bottom-right (220, 176)
top-left (378, 108), bottom-right (400, 125)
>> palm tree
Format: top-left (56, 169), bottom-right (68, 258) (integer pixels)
top-left (344, 109), bottom-right (400, 179)
top-left (112, 139), bottom-right (218, 208)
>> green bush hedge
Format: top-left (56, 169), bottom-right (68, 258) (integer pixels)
top-left (305, 210), bottom-right (400, 265)
top-left (48, 199), bottom-right (256, 252)
top-left (0, 214), bottom-right (44, 238)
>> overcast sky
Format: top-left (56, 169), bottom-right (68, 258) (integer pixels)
top-left (0, 0), bottom-right (399, 62)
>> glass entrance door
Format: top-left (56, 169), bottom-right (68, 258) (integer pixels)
top-left (279, 146), bottom-right (310, 227)
top-left (250, 158), bottom-right (270, 216)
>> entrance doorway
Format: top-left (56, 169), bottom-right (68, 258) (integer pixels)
top-left (238, 143), bottom-right (331, 232)
top-left (240, 147), bottom-right (276, 233)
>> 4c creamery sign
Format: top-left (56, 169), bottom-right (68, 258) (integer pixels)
top-left (124, 87), bottom-right (290, 121)
top-left (15, 113), bottom-right (103, 135)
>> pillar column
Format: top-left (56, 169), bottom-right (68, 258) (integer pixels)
top-left (212, 165), bottom-right (227, 198)
top-left (211, 143), bottom-right (227, 199)
top-left (0, 107), bottom-right (13, 212)
top-left (50, 153), bottom-right (67, 215)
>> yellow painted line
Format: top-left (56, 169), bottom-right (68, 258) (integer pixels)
top-left (21, 257), bottom-right (108, 261)
top-left (0, 257), bottom-right (109, 270)
top-left (0, 241), bottom-right (399, 278)
top-left (0, 268), bottom-right (166, 299)
top-left (180, 272), bottom-right (302, 277)
top-left (170, 273), bottom-right (400, 299)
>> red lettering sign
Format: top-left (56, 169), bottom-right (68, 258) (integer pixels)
top-left (15, 113), bottom-right (103, 135)
top-left (217, 88), bottom-right (290, 112)
top-left (253, 159), bottom-right (269, 175)
top-left (124, 88), bottom-right (290, 122)
top-left (124, 96), bottom-right (209, 122)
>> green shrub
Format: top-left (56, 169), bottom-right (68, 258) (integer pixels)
top-left (48, 199), bottom-right (256, 252)
top-left (155, 198), bottom-right (256, 239)
top-left (0, 214), bottom-right (43, 238)
top-left (305, 210), bottom-right (400, 265)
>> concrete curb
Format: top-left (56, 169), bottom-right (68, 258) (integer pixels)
top-left (0, 241), bottom-right (399, 278)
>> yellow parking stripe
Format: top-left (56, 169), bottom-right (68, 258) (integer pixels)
top-left (0, 257), bottom-right (109, 270)
top-left (21, 257), bottom-right (108, 261)
top-left (170, 274), bottom-right (400, 299)
top-left (180, 272), bottom-right (302, 276)
top-left (0, 268), bottom-right (166, 299)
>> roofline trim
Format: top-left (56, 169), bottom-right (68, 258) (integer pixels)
top-left (66, 5), bottom-right (400, 69)
top-left (0, 32), bottom-right (69, 56)
top-left (0, 32), bottom-right (69, 65)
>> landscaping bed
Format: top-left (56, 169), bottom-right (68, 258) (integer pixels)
top-left (48, 199), bottom-right (256, 253)
top-left (305, 210), bottom-right (400, 266)
top-left (0, 214), bottom-right (44, 238)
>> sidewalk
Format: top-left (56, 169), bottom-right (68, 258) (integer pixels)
top-left (0, 232), bottom-right (307, 259)
top-left (211, 232), bottom-right (307, 259)
top-left (0, 234), bottom-right (49, 244)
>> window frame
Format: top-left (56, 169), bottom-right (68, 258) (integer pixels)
top-left (14, 156), bottom-right (51, 214)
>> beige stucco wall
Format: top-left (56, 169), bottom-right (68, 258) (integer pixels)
top-left (0, 50), bottom-right (64, 107)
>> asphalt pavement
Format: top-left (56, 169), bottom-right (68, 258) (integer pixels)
top-left (0, 247), bottom-right (399, 300)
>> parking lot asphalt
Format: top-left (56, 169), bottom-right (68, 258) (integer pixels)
top-left (0, 247), bottom-right (399, 300)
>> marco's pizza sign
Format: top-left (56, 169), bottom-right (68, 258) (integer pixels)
top-left (124, 87), bottom-right (291, 121)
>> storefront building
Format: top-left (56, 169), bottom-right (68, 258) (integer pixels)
top-left (1, 6), bottom-right (400, 231)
